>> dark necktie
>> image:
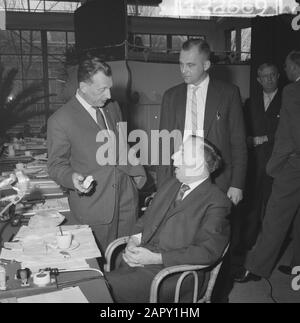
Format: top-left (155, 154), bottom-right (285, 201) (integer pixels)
top-left (173, 184), bottom-right (190, 208)
top-left (92, 106), bottom-right (107, 130)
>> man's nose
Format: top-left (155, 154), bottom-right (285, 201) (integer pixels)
top-left (172, 151), bottom-right (182, 166)
top-left (181, 65), bottom-right (187, 74)
top-left (106, 89), bottom-right (111, 99)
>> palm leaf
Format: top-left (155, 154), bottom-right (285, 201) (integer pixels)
top-left (9, 83), bottom-right (44, 113)
top-left (0, 68), bottom-right (18, 110)
top-left (0, 64), bottom-right (52, 137)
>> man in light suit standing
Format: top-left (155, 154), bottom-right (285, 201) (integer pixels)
top-left (236, 51), bottom-right (300, 281)
top-left (157, 39), bottom-right (247, 205)
top-left (47, 56), bottom-right (146, 252)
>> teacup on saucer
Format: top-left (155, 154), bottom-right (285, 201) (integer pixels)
top-left (56, 231), bottom-right (72, 250)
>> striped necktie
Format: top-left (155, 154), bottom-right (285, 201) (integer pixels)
top-left (191, 86), bottom-right (199, 135)
top-left (173, 184), bottom-right (190, 208)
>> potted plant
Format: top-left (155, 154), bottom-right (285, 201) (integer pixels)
top-left (0, 64), bottom-right (48, 155)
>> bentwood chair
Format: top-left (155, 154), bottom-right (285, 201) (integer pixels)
top-left (105, 237), bottom-right (229, 303)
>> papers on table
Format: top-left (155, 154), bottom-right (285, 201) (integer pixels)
top-left (29, 179), bottom-right (64, 196)
top-left (27, 210), bottom-right (65, 229)
top-left (20, 197), bottom-right (70, 216)
top-left (0, 225), bottom-right (101, 273)
top-left (18, 286), bottom-right (88, 303)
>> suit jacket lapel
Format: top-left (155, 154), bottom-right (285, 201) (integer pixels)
top-left (142, 180), bottom-right (181, 243)
top-left (72, 97), bottom-right (101, 132)
top-left (164, 178), bottom-right (211, 221)
top-left (175, 84), bottom-right (188, 134)
top-left (265, 91), bottom-right (280, 116)
top-left (204, 80), bottom-right (222, 137)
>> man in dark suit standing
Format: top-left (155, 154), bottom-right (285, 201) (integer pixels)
top-left (157, 39), bottom-right (247, 206)
top-left (243, 63), bottom-right (282, 249)
top-left (105, 136), bottom-right (231, 302)
top-left (236, 51), bottom-right (300, 281)
top-left (47, 56), bottom-right (146, 252)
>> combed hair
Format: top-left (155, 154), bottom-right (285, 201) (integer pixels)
top-left (191, 135), bottom-right (223, 174)
top-left (182, 38), bottom-right (211, 60)
top-left (287, 50), bottom-right (300, 68)
top-left (257, 63), bottom-right (279, 76)
top-left (78, 54), bottom-right (112, 83)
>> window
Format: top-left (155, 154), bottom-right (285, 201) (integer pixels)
top-left (230, 30), bottom-right (237, 52)
top-left (151, 35), bottom-right (167, 53)
top-left (241, 27), bottom-right (251, 62)
top-left (127, 5), bottom-right (161, 17)
top-left (0, 0), bottom-right (80, 12)
top-left (47, 31), bottom-right (67, 54)
top-left (128, 33), bottom-right (206, 62)
top-left (127, 4), bottom-right (212, 19)
top-left (171, 35), bottom-right (188, 51)
top-left (0, 29), bottom-right (70, 135)
top-left (225, 27), bottom-right (251, 64)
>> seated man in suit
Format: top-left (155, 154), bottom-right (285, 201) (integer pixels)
top-left (105, 136), bottom-right (231, 303)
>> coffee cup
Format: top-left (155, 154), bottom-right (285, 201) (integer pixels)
top-left (56, 231), bottom-right (72, 250)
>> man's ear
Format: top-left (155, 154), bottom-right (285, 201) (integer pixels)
top-left (204, 60), bottom-right (211, 72)
top-left (79, 81), bottom-right (87, 94)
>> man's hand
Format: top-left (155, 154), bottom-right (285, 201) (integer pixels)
top-left (126, 234), bottom-right (141, 253)
top-left (72, 173), bottom-right (92, 194)
top-left (227, 187), bottom-right (243, 205)
top-left (253, 136), bottom-right (268, 147)
top-left (123, 247), bottom-right (162, 267)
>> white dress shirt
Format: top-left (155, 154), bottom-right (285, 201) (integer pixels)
top-left (75, 90), bottom-right (110, 130)
top-left (263, 89), bottom-right (278, 111)
top-left (182, 176), bottom-right (209, 200)
top-left (183, 75), bottom-right (210, 142)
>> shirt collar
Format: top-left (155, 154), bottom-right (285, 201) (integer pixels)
top-left (182, 176), bottom-right (209, 192)
top-left (263, 88), bottom-right (278, 97)
top-left (189, 75), bottom-right (210, 90)
top-left (296, 76), bottom-right (300, 82)
top-left (76, 90), bottom-right (93, 110)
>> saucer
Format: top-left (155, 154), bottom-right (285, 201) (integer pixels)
top-left (58, 240), bottom-right (80, 251)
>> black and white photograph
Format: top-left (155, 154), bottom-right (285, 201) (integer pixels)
top-left (0, 0), bottom-right (300, 306)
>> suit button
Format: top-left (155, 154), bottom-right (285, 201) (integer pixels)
top-left (112, 184), bottom-right (117, 189)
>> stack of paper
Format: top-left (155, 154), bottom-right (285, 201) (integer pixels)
top-left (21, 197), bottom-right (70, 216)
top-left (17, 286), bottom-right (89, 303)
top-left (0, 225), bottom-right (101, 273)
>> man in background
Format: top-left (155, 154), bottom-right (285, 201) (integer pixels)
top-left (243, 63), bottom-right (282, 253)
top-left (236, 51), bottom-right (300, 282)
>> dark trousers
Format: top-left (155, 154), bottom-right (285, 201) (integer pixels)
top-left (105, 260), bottom-right (206, 303)
top-left (90, 173), bottom-right (139, 254)
top-left (246, 163), bottom-right (300, 278)
top-left (241, 145), bottom-right (273, 249)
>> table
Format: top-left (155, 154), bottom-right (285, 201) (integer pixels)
top-left (0, 153), bottom-right (113, 303)
top-left (0, 194), bottom-right (113, 303)
top-left (0, 258), bottom-right (112, 303)
top-left (0, 222), bottom-right (113, 303)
